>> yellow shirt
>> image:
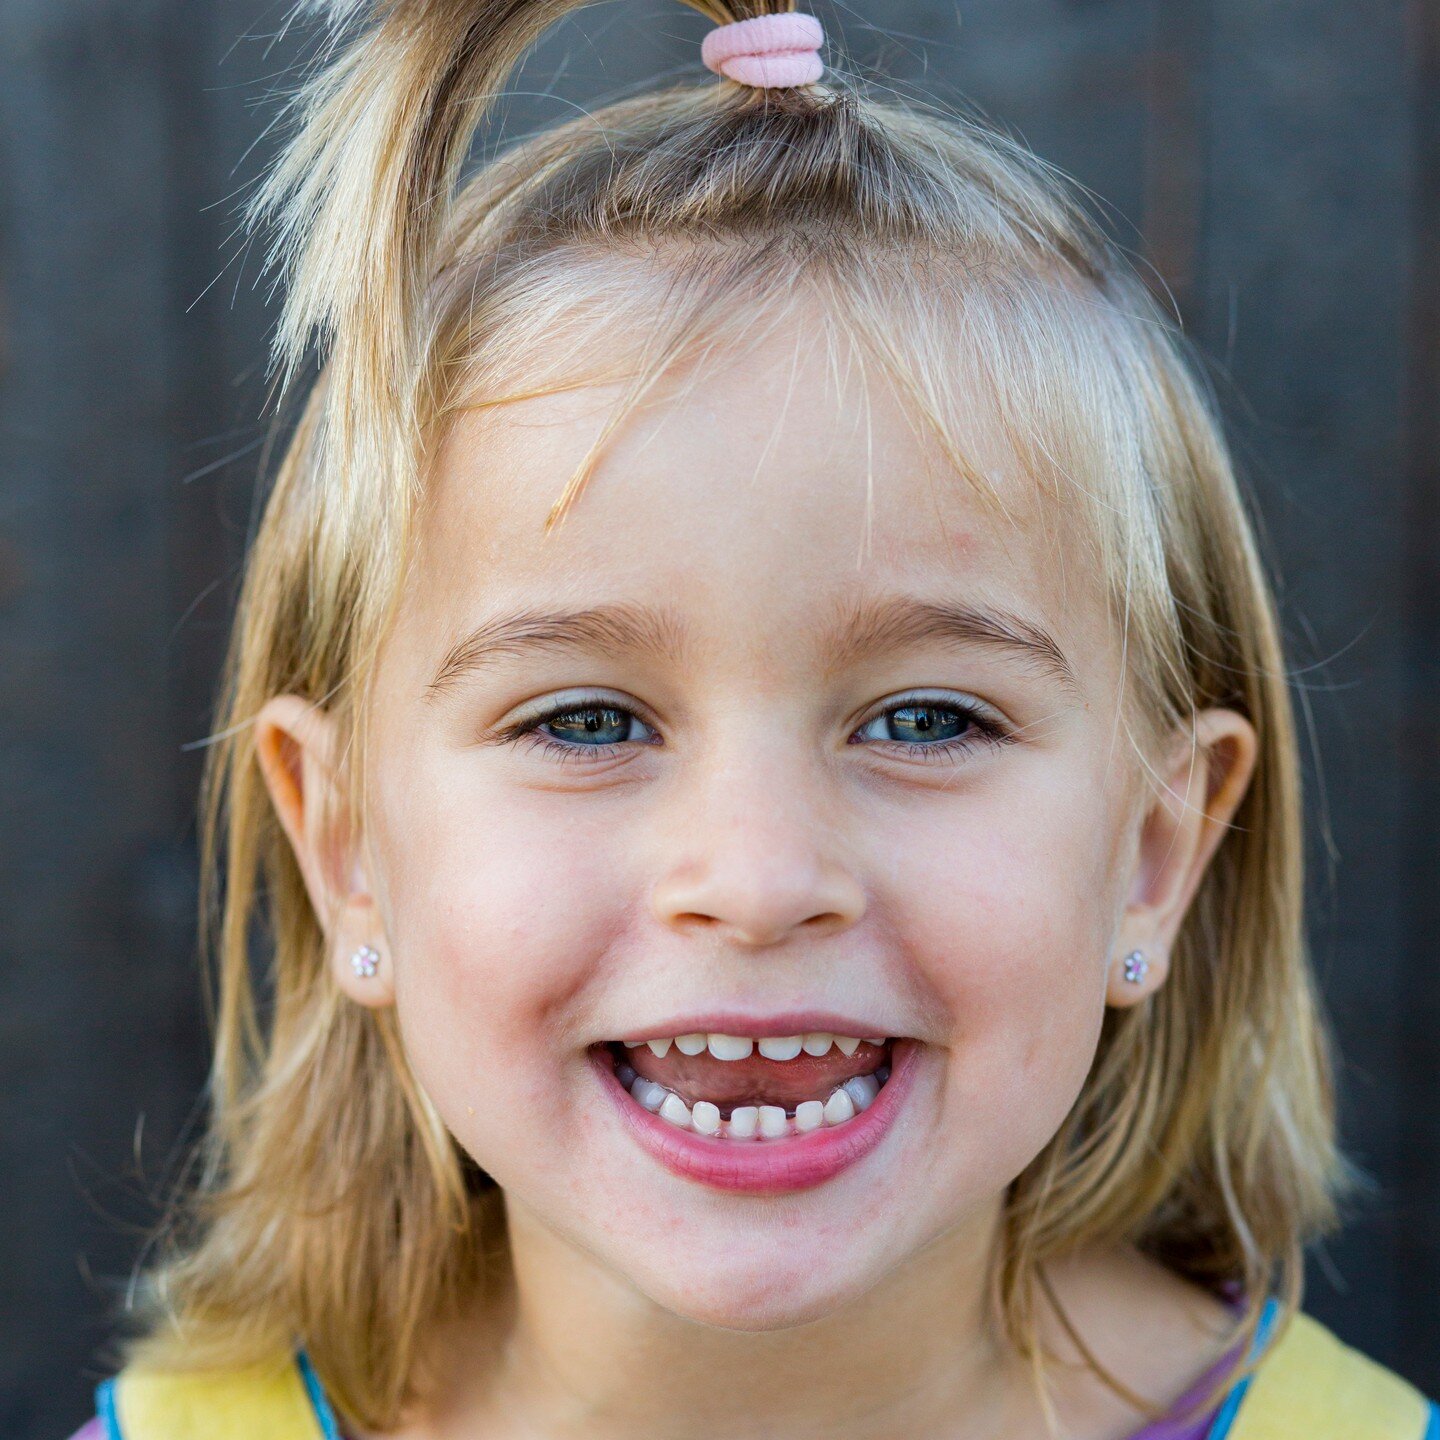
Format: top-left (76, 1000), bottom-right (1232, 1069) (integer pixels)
top-left (94, 1305), bottom-right (1439, 1440)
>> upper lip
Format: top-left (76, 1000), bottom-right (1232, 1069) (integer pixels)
top-left (607, 1011), bottom-right (900, 1042)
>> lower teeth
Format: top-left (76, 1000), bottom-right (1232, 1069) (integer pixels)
top-left (616, 1062), bottom-right (888, 1139)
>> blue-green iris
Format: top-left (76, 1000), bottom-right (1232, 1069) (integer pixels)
top-left (545, 707), bottom-right (634, 746)
top-left (876, 704), bottom-right (969, 745)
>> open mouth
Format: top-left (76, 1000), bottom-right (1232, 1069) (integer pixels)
top-left (601, 1031), bottom-right (895, 1141)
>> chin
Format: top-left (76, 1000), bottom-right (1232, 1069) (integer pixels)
top-left (640, 1253), bottom-right (880, 1332)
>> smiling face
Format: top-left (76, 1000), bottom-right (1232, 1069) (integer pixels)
top-left (314, 314), bottom-right (1161, 1329)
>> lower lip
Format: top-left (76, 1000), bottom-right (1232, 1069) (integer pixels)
top-left (590, 1039), bottom-right (920, 1194)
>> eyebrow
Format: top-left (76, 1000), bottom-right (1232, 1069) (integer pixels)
top-left (426, 601), bottom-right (691, 699)
top-left (824, 595), bottom-right (1078, 693)
top-left (424, 595), bottom-right (1077, 700)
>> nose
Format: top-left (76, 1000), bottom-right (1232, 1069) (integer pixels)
top-left (649, 754), bottom-right (867, 947)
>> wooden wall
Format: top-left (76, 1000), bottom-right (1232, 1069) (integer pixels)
top-left (1, 2), bottom-right (1434, 1435)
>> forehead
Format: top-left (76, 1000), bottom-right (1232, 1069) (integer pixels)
top-left (404, 319), bottom-right (1113, 681)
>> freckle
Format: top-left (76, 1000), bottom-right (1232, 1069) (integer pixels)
top-left (467, 1106), bottom-right (475, 1115)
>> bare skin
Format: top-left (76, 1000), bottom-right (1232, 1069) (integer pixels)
top-left (256, 314), bottom-right (1255, 1440)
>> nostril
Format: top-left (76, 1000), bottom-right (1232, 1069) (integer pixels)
top-left (803, 911), bottom-right (862, 942)
top-left (672, 912), bottom-right (851, 948)
top-left (652, 857), bottom-right (867, 947)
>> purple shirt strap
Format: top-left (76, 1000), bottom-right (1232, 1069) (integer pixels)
top-left (1123, 1338), bottom-right (1247, 1440)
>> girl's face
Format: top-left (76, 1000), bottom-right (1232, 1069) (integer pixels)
top-left (317, 322), bottom-right (1200, 1327)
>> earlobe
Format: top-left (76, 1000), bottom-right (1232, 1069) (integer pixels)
top-left (253, 695), bottom-right (396, 1009)
top-left (340, 940), bottom-right (394, 1007)
top-left (1105, 945), bottom-right (1170, 1008)
top-left (1108, 707), bottom-right (1258, 1009)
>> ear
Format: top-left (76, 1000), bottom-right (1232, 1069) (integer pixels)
top-left (253, 694), bottom-right (395, 1008)
top-left (1107, 708), bottom-right (1258, 1008)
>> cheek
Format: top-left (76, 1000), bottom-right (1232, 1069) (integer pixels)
top-left (891, 772), bottom-right (1119, 1143)
top-left (369, 760), bottom-right (627, 1133)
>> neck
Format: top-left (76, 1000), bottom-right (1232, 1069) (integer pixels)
top-left (416, 1192), bottom-right (1025, 1440)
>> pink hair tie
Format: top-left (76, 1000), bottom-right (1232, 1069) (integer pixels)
top-left (701, 12), bottom-right (825, 89)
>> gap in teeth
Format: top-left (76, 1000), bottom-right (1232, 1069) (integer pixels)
top-left (612, 1047), bottom-right (893, 1140)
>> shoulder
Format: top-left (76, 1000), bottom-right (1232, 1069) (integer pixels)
top-left (1222, 1306), bottom-right (1439, 1440)
top-left (83, 1350), bottom-right (342, 1440)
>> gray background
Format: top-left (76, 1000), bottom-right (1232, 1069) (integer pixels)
top-left (2, 1), bottom-right (1436, 1437)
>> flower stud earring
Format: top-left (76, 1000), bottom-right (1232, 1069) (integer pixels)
top-left (350, 945), bottom-right (381, 979)
top-left (1122, 949), bottom-right (1149, 985)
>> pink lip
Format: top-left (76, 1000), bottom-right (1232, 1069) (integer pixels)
top-left (615, 1011), bottom-right (896, 1043)
top-left (590, 1038), bottom-right (919, 1194)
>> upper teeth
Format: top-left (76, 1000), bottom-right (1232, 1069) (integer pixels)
top-left (623, 1032), bottom-right (883, 1061)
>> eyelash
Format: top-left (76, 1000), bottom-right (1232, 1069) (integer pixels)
top-left (493, 693), bottom-right (1013, 768)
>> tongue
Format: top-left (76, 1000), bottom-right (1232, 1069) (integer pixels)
top-left (622, 1042), bottom-right (886, 1109)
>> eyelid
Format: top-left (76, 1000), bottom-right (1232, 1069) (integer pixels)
top-left (859, 688), bottom-right (1006, 727)
top-left (504, 687), bottom-right (657, 730)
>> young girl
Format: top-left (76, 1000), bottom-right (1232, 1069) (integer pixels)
top-left (69, 3), bottom-right (1438, 1438)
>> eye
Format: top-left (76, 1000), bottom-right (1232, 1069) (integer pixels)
top-left (495, 691), bottom-right (1010, 767)
top-left (495, 696), bottom-right (657, 764)
top-left (532, 705), bottom-right (640, 747)
top-left (852, 695), bottom-right (1011, 764)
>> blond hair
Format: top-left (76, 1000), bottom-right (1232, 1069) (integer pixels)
top-left (115, 2), bottom-right (1356, 1432)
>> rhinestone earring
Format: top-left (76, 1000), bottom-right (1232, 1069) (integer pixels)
top-left (1122, 949), bottom-right (1149, 985)
top-left (350, 945), bottom-right (381, 979)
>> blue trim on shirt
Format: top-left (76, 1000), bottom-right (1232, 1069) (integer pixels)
top-left (297, 1349), bottom-right (344, 1440)
top-left (1422, 1399), bottom-right (1439, 1440)
top-left (94, 1376), bottom-right (123, 1440)
top-left (1204, 1295), bottom-right (1283, 1440)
